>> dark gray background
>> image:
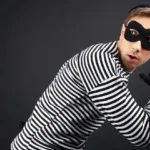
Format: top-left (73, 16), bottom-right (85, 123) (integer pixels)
top-left (1, 0), bottom-right (150, 150)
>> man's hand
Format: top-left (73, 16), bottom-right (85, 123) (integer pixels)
top-left (139, 73), bottom-right (150, 86)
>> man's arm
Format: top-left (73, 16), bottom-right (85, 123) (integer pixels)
top-left (76, 41), bottom-right (150, 147)
top-left (88, 75), bottom-right (150, 147)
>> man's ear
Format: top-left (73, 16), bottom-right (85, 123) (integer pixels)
top-left (120, 24), bottom-right (126, 39)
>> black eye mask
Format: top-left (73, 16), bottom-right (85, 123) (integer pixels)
top-left (124, 21), bottom-right (150, 50)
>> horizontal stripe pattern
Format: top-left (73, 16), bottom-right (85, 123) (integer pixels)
top-left (89, 76), bottom-right (150, 147)
top-left (11, 41), bottom-right (150, 150)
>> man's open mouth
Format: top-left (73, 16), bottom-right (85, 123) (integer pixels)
top-left (128, 55), bottom-right (138, 60)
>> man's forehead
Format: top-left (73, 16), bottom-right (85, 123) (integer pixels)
top-left (128, 16), bottom-right (150, 29)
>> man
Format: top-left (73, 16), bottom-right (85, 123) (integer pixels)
top-left (11, 2), bottom-right (150, 150)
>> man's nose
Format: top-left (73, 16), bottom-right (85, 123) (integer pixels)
top-left (132, 40), bottom-right (142, 52)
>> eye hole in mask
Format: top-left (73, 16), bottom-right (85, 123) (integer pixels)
top-left (129, 29), bottom-right (150, 43)
top-left (124, 21), bottom-right (150, 50)
top-left (129, 29), bottom-right (139, 36)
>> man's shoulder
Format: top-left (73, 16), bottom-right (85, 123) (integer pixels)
top-left (81, 41), bottom-right (117, 54)
top-left (78, 41), bottom-right (117, 61)
top-left (76, 41), bottom-right (118, 71)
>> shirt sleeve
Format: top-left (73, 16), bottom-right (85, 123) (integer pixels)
top-left (88, 76), bottom-right (150, 147)
top-left (77, 43), bottom-right (150, 147)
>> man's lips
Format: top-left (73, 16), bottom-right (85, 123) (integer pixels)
top-left (128, 54), bottom-right (139, 60)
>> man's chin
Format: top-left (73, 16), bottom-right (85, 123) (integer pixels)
top-left (124, 64), bottom-right (137, 72)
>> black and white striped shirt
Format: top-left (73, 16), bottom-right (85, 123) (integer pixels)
top-left (11, 41), bottom-right (150, 150)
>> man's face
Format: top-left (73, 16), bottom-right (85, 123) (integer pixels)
top-left (117, 16), bottom-right (150, 72)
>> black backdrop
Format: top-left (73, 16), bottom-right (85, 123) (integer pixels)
top-left (1, 0), bottom-right (150, 150)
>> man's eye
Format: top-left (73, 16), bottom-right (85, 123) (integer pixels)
top-left (145, 36), bottom-right (150, 43)
top-left (129, 29), bottom-right (139, 36)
